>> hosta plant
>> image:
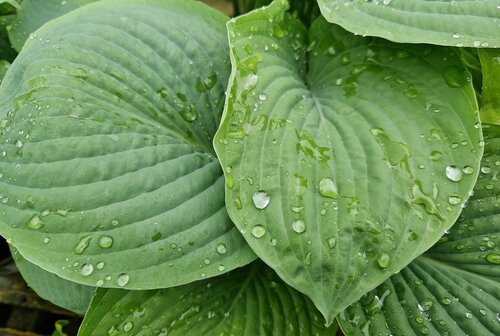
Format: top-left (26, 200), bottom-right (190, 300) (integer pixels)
top-left (0, 0), bottom-right (498, 335)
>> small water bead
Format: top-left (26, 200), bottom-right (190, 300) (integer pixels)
top-left (481, 166), bottom-right (491, 174)
top-left (96, 280), bottom-right (104, 286)
top-left (448, 196), bottom-right (462, 205)
top-left (15, 140), bottom-right (23, 148)
top-left (116, 273), bottom-right (130, 287)
top-left (251, 225), bottom-right (266, 238)
top-left (291, 219), bottom-right (306, 233)
top-left (74, 236), bottom-right (92, 255)
top-left (234, 197), bottom-right (242, 210)
top-left (446, 165), bottom-right (463, 182)
top-left (252, 190), bottom-right (270, 209)
top-left (452, 32), bottom-right (461, 39)
top-left (204, 258), bottom-right (210, 265)
top-left (96, 261), bottom-right (105, 269)
top-left (327, 237), bottom-right (336, 249)
top-left (80, 263), bottom-right (93, 276)
top-left (319, 177), bottom-right (338, 199)
top-left (480, 309), bottom-right (487, 316)
top-left (462, 166), bottom-right (474, 175)
top-left (441, 297), bottom-right (452, 305)
top-left (218, 265), bottom-right (225, 272)
top-left (258, 94), bottom-right (267, 101)
top-left (98, 235), bottom-right (113, 249)
top-left (418, 298), bottom-right (434, 312)
top-left (465, 312), bottom-right (473, 319)
top-left (216, 243), bottom-right (227, 254)
top-left (415, 316), bottom-right (425, 324)
top-left (377, 252), bottom-right (390, 269)
top-left (43, 237), bottom-right (50, 244)
top-left (123, 321), bottom-right (133, 333)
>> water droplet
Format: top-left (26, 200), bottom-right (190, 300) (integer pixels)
top-left (96, 261), bottom-right (105, 269)
top-left (448, 195), bottom-right (462, 205)
top-left (377, 252), bottom-right (390, 269)
top-left (216, 243), bottom-right (227, 254)
top-left (441, 297), bottom-right (452, 305)
top-left (252, 190), bottom-right (270, 209)
top-left (415, 316), bottom-right (425, 324)
top-left (258, 94), bottom-right (267, 101)
top-left (80, 263), bottom-right (93, 276)
top-left (446, 165), bottom-right (463, 182)
top-left (480, 309), bottom-right (487, 316)
top-left (305, 252), bottom-right (311, 265)
top-left (74, 236), bottom-right (92, 255)
top-left (43, 237), bottom-right (50, 244)
top-left (123, 321), bottom-right (133, 332)
top-left (462, 166), bottom-right (474, 175)
top-left (98, 235), bottom-right (114, 249)
top-left (327, 237), bottom-right (336, 249)
top-left (291, 219), bottom-right (306, 233)
top-left (318, 177), bottom-right (338, 199)
top-left (218, 265), bottom-right (225, 272)
top-left (418, 298), bottom-right (434, 312)
top-left (234, 197), bottom-right (242, 210)
top-left (27, 215), bottom-right (44, 230)
top-left (465, 312), bottom-right (473, 319)
top-left (486, 252), bottom-right (500, 264)
top-left (96, 280), bottom-right (104, 286)
top-left (251, 225), bottom-right (266, 238)
top-left (481, 166), bottom-right (491, 174)
top-left (452, 32), bottom-right (461, 39)
top-left (15, 140), bottom-right (23, 148)
top-left (116, 273), bottom-right (130, 287)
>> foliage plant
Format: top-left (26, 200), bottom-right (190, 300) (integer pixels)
top-left (0, 0), bottom-right (499, 335)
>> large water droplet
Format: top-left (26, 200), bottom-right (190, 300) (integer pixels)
top-left (116, 273), bottom-right (130, 287)
top-left (446, 165), bottom-right (463, 182)
top-left (251, 225), bottom-right (266, 238)
top-left (443, 66), bottom-right (470, 88)
top-left (98, 235), bottom-right (114, 249)
top-left (252, 190), bottom-right (270, 209)
top-left (123, 321), bottom-right (133, 332)
top-left (216, 243), bottom-right (227, 254)
top-left (318, 177), bottom-right (338, 199)
top-left (486, 252), bottom-right (500, 264)
top-left (377, 252), bottom-right (390, 269)
top-left (291, 219), bottom-right (306, 234)
top-left (27, 215), bottom-right (44, 230)
top-left (80, 263), bottom-right (93, 276)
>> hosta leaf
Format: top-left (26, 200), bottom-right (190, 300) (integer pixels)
top-left (317, 0), bottom-right (500, 48)
top-left (338, 125), bottom-right (500, 336)
top-left (7, 0), bottom-right (98, 52)
top-left (11, 246), bottom-right (94, 314)
top-left (478, 49), bottom-right (500, 125)
top-left (78, 262), bottom-right (338, 336)
top-left (214, 0), bottom-right (482, 323)
top-left (0, 0), bottom-right (255, 289)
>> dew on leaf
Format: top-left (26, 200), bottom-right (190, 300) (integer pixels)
top-left (27, 215), bottom-right (44, 230)
top-left (462, 166), bottom-right (474, 175)
top-left (443, 66), bottom-right (470, 88)
top-left (318, 177), bottom-right (338, 199)
top-left (251, 225), bottom-right (266, 238)
top-left (216, 243), bottom-right (227, 254)
top-left (441, 297), bottom-right (452, 305)
top-left (116, 273), bottom-right (130, 287)
top-left (252, 190), bottom-right (270, 209)
top-left (485, 252), bottom-right (500, 264)
top-left (377, 252), bottom-right (390, 269)
top-left (74, 236), bottom-right (92, 255)
top-left (418, 298), bottom-right (434, 312)
top-left (445, 165), bottom-right (463, 182)
top-left (123, 321), bottom-right (133, 332)
top-left (96, 261), bottom-right (105, 269)
top-left (291, 219), bottom-right (306, 234)
top-left (98, 235), bottom-right (114, 249)
top-left (80, 263), bottom-right (93, 276)
top-left (448, 195), bottom-right (462, 205)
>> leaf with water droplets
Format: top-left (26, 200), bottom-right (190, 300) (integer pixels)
top-left (317, 0), bottom-right (500, 48)
top-left (214, 0), bottom-right (482, 324)
top-left (79, 262), bottom-right (338, 336)
top-left (478, 49), bottom-right (500, 126)
top-left (0, 0), bottom-right (255, 289)
top-left (10, 246), bottom-right (94, 314)
top-left (338, 125), bottom-right (500, 335)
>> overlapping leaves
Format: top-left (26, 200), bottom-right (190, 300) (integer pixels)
top-left (215, 0), bottom-right (482, 323)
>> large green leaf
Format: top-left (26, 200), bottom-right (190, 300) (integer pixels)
top-left (317, 0), bottom-right (500, 48)
top-left (11, 246), bottom-right (94, 314)
top-left (7, 0), bottom-right (98, 52)
top-left (0, 0), bottom-right (255, 289)
top-left (338, 125), bottom-right (500, 336)
top-left (214, 0), bottom-right (482, 324)
top-left (78, 262), bottom-right (338, 336)
top-left (478, 49), bottom-right (500, 125)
